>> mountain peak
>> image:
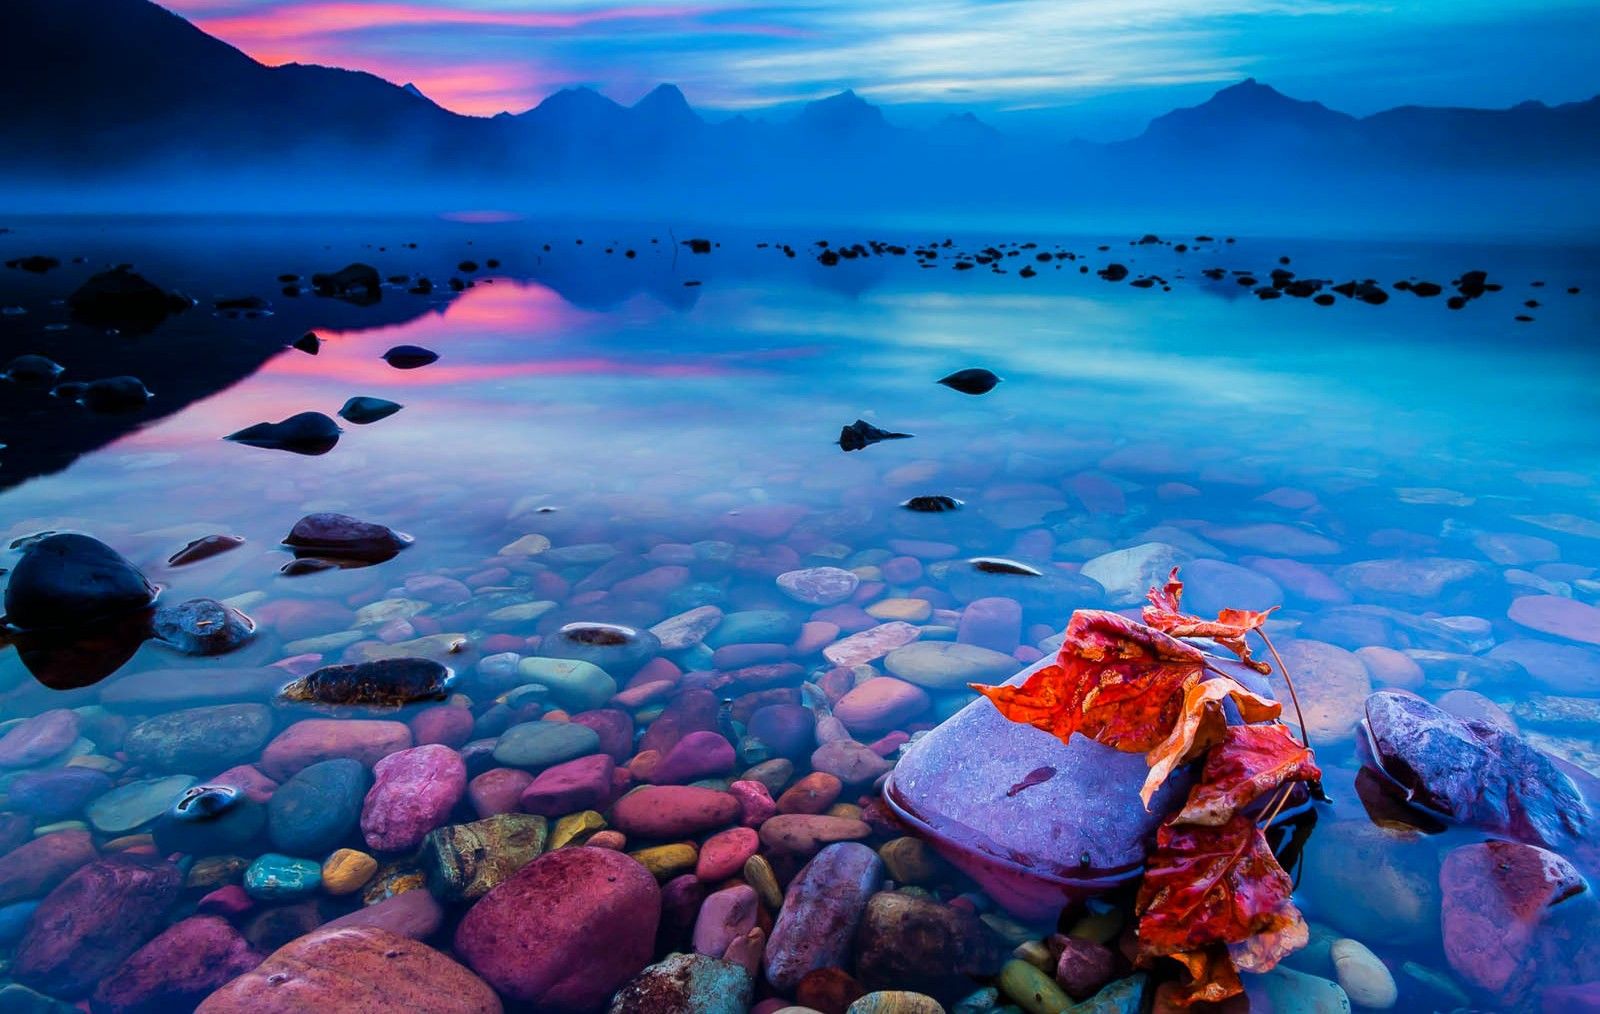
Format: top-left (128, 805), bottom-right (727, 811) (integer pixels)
top-left (797, 89), bottom-right (889, 135)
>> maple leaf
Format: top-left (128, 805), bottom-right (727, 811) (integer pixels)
top-left (1227, 898), bottom-right (1309, 974)
top-left (1139, 678), bottom-right (1282, 808)
top-left (1143, 567), bottom-right (1277, 674)
top-left (972, 609), bottom-right (1207, 753)
top-left (1160, 947), bottom-right (1245, 1007)
top-left (1135, 814), bottom-right (1295, 958)
top-left (1176, 723), bottom-right (1322, 826)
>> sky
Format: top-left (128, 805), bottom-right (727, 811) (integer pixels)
top-left (162, 0), bottom-right (1600, 138)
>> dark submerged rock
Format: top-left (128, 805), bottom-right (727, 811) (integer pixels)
top-left (382, 345), bottom-right (438, 369)
top-left (937, 368), bottom-right (1002, 395)
top-left (901, 495), bottom-right (963, 513)
top-left (166, 534), bottom-right (245, 567)
top-left (310, 263), bottom-right (381, 303)
top-left (839, 419), bottom-right (913, 452)
top-left (339, 396), bottom-right (403, 425)
top-left (1360, 689), bottom-right (1592, 850)
top-left (2, 533), bottom-right (156, 630)
top-left (267, 759), bottom-right (370, 856)
top-left (79, 377), bottom-right (154, 413)
top-left (292, 331), bottom-right (322, 354)
top-left (279, 657), bottom-right (452, 708)
top-left (67, 267), bottom-right (191, 331)
top-left (151, 597), bottom-right (255, 655)
top-left (224, 412), bottom-right (342, 455)
top-left (4, 355), bottom-right (65, 383)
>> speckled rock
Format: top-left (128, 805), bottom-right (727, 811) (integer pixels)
top-left (1275, 639), bottom-right (1371, 741)
top-left (196, 926), bottom-right (500, 1013)
top-left (0, 830), bottom-right (98, 906)
top-left (124, 704), bottom-right (273, 772)
top-left (361, 744), bottom-right (467, 852)
top-left (243, 854), bottom-right (322, 900)
top-left (765, 842), bottom-right (885, 990)
top-left (91, 915), bottom-right (261, 1014)
top-left (779, 567), bottom-right (861, 606)
top-left (422, 813), bottom-right (548, 902)
top-left (609, 952), bottom-right (753, 1014)
top-left (854, 890), bottom-right (998, 995)
top-left (151, 598), bottom-right (256, 655)
top-left (454, 847), bottom-right (659, 1011)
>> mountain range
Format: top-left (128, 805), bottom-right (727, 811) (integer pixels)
top-left (4, 0), bottom-right (1598, 228)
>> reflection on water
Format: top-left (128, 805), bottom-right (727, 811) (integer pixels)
top-left (1, 218), bottom-right (1599, 1010)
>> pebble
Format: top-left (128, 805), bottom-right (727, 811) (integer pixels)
top-left (493, 720), bottom-right (602, 770)
top-left (322, 848), bottom-right (379, 895)
top-left (998, 957), bottom-right (1071, 1014)
top-left (610, 785), bottom-right (741, 838)
top-left (550, 810), bottom-right (608, 849)
top-left (259, 719), bottom-right (413, 780)
top-left (361, 744), bottom-right (467, 852)
top-left (824, 622), bottom-right (923, 667)
top-left (630, 842), bottom-right (699, 881)
top-left (244, 853), bottom-right (323, 900)
top-left (744, 853), bottom-right (785, 910)
top-left (884, 641), bottom-right (1018, 689)
top-left (834, 678), bottom-right (931, 732)
top-left (1330, 937), bottom-right (1397, 1008)
top-left (87, 775), bottom-right (197, 836)
top-left (778, 567), bottom-right (861, 606)
top-left (422, 813), bottom-right (548, 901)
top-left (124, 703), bottom-right (273, 772)
top-left (848, 992), bottom-right (946, 1014)
top-left (765, 842), bottom-right (884, 990)
top-left (696, 826), bottom-right (759, 880)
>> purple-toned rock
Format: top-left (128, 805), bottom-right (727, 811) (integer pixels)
top-left (14, 856), bottom-right (182, 999)
top-left (811, 740), bottom-right (893, 784)
top-left (321, 888), bottom-right (443, 940)
top-left (5, 767), bottom-right (112, 821)
top-left (0, 830), bottom-right (97, 906)
top-left (454, 847), bottom-right (659, 1012)
top-left (729, 780), bottom-right (777, 827)
top-left (92, 915), bottom-right (261, 1014)
top-left (957, 597), bottom-right (1022, 654)
top-left (824, 622), bottom-right (921, 667)
top-left (361, 744), bottom-right (467, 852)
top-left (197, 926), bottom-right (500, 1014)
top-left (1441, 840), bottom-right (1587, 1002)
top-left (747, 704), bottom-right (816, 760)
top-left (1508, 595), bottom-right (1600, 647)
top-left (1487, 638), bottom-right (1600, 694)
top-left (570, 709), bottom-right (636, 761)
top-left (884, 655), bottom-right (1195, 919)
top-left (1361, 690), bottom-right (1591, 850)
top-left (647, 731), bottom-right (737, 784)
top-left (834, 678), bottom-right (930, 734)
top-left (610, 786), bottom-right (741, 839)
top-left (282, 512), bottom-right (412, 562)
top-left (1177, 558), bottom-right (1283, 617)
top-left (694, 884), bottom-right (760, 957)
top-left (520, 753), bottom-right (615, 815)
top-left (0, 709), bottom-right (80, 767)
top-left (469, 768), bottom-right (533, 818)
top-left (760, 814), bottom-right (871, 855)
top-left (259, 719), bottom-right (413, 779)
top-left (765, 842), bottom-right (884, 991)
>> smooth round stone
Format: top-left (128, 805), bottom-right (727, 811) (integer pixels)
top-left (87, 775), bottom-right (197, 835)
top-left (151, 598), bottom-right (256, 655)
top-left (956, 597), bottom-right (1022, 654)
top-left (0, 900), bottom-right (40, 943)
top-left (630, 842), bottom-right (698, 881)
top-left (834, 678), bottom-right (931, 733)
top-left (515, 657), bottom-right (618, 712)
top-left (323, 849), bottom-right (379, 895)
top-left (777, 772), bottom-right (844, 815)
top-left (1177, 558), bottom-right (1284, 616)
top-left (1256, 966), bottom-right (1353, 1014)
top-left (279, 657), bottom-right (452, 708)
top-left (282, 512), bottom-right (412, 562)
top-left (706, 610), bottom-right (804, 650)
top-left (884, 641), bottom-right (1019, 689)
top-left (760, 814), bottom-right (871, 854)
top-left (5, 768), bottom-right (112, 821)
top-left (197, 926), bottom-right (500, 1013)
top-left (454, 847), bottom-right (659, 1011)
top-left (778, 568), bottom-right (861, 606)
top-left (90, 914), bottom-right (261, 1014)
top-left (493, 720), bottom-right (601, 771)
top-left (244, 853), bottom-right (323, 900)
top-left (1079, 542), bottom-right (1188, 606)
top-left (0, 710), bottom-right (81, 767)
top-left (1275, 639), bottom-right (1372, 741)
top-left (268, 758), bottom-right (370, 856)
top-left (765, 842), bottom-right (884, 991)
top-left (1486, 638), bottom-right (1600, 694)
top-left (866, 598), bottom-right (933, 622)
top-left (2, 533), bottom-right (156, 630)
top-left (1508, 595), bottom-right (1600, 646)
top-left (0, 830), bottom-right (98, 907)
top-left (361, 744), bottom-right (467, 852)
top-left (848, 991), bottom-right (945, 1014)
top-left (648, 731), bottom-right (737, 784)
top-left (259, 720), bottom-right (413, 780)
top-left (1355, 646), bottom-right (1424, 690)
top-left (1331, 938), bottom-right (1397, 1008)
top-left (824, 622), bottom-right (922, 667)
top-left (499, 533), bottom-right (551, 556)
top-left (811, 741), bottom-right (893, 784)
top-left (611, 952), bottom-right (752, 1014)
top-left (696, 826), bottom-right (759, 881)
top-left (610, 786), bottom-right (741, 838)
top-left (469, 768), bottom-right (535, 817)
top-left (999, 958), bottom-right (1071, 1014)
top-left (123, 704), bottom-right (273, 772)
top-left (538, 623), bottom-right (661, 680)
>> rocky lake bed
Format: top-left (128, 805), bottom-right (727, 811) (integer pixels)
top-left (0, 217), bottom-right (1597, 1012)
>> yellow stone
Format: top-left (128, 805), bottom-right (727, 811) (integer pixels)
top-left (629, 842), bottom-right (697, 881)
top-left (550, 811), bottom-right (607, 850)
top-left (32, 820), bottom-right (88, 837)
top-left (355, 633), bottom-right (469, 663)
top-left (102, 833), bottom-right (155, 853)
top-left (879, 836), bottom-right (938, 884)
top-left (1013, 939), bottom-right (1054, 972)
top-left (500, 534), bottom-right (551, 556)
top-left (353, 598), bottom-right (429, 629)
top-left (828, 803), bottom-right (863, 821)
top-left (852, 566), bottom-right (884, 582)
top-left (66, 754), bottom-right (123, 773)
top-left (1068, 906), bottom-right (1125, 944)
top-left (866, 598), bottom-right (933, 622)
top-left (322, 849), bottom-right (379, 895)
top-left (744, 854), bottom-right (784, 911)
top-left (187, 856), bottom-right (248, 889)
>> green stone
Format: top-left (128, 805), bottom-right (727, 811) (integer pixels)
top-left (493, 720), bottom-right (601, 770)
top-left (998, 958), bottom-right (1071, 1014)
top-left (704, 609), bottom-right (802, 649)
top-left (244, 853), bottom-right (323, 900)
top-left (421, 813), bottom-right (548, 902)
top-left (515, 657), bottom-right (616, 711)
top-left (87, 774), bottom-right (197, 835)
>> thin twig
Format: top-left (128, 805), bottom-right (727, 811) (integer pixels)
top-left (1257, 779), bottom-right (1295, 830)
top-left (1257, 629), bottom-right (1310, 749)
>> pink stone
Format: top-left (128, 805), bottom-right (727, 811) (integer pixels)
top-left (611, 681), bottom-right (674, 708)
top-left (0, 710), bottom-right (79, 767)
top-left (612, 566), bottom-right (690, 598)
top-left (722, 504), bottom-right (807, 540)
top-left (646, 731), bottom-right (737, 785)
top-left (1509, 594), bottom-right (1600, 646)
top-left (196, 884), bottom-right (253, 917)
top-left (609, 786), bottom-right (740, 838)
top-left (759, 814), bottom-right (871, 855)
top-left (777, 772), bottom-right (843, 815)
top-left (520, 754), bottom-right (615, 816)
top-left (712, 643), bottom-right (790, 669)
top-left (209, 764), bottom-right (277, 803)
top-left (260, 720), bottom-right (413, 780)
top-left (833, 677), bottom-right (930, 734)
top-left (822, 622), bottom-right (921, 667)
top-left (696, 827), bottom-right (759, 881)
top-left (1356, 646), bottom-right (1425, 690)
top-left (792, 621), bottom-right (840, 655)
top-left (811, 740), bottom-right (893, 784)
top-left (361, 744), bottom-right (467, 852)
top-left (410, 706), bottom-right (475, 748)
top-left (693, 884), bottom-right (759, 957)
top-left (728, 780), bottom-right (777, 828)
top-left (1441, 840), bottom-right (1586, 1001)
top-left (626, 656), bottom-right (682, 690)
top-left (811, 604), bottom-right (877, 634)
top-left (957, 597), bottom-right (1022, 654)
top-left (569, 709), bottom-right (635, 761)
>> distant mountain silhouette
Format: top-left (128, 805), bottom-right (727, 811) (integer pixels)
top-left (3, 0), bottom-right (1597, 228)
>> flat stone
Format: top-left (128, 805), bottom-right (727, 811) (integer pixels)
top-left (493, 720), bottom-right (601, 771)
top-left (1079, 543), bottom-right (1188, 606)
top-left (1508, 595), bottom-right (1600, 646)
top-left (123, 704), bottom-right (273, 772)
top-left (87, 775), bottom-right (197, 835)
top-left (884, 641), bottom-right (1018, 690)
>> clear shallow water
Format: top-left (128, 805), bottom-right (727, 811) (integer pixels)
top-left (0, 217), bottom-right (1599, 1010)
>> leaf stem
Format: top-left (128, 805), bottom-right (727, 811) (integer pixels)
top-left (1256, 629), bottom-right (1310, 750)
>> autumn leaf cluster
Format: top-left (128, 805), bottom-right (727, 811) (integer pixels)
top-left (973, 567), bottom-right (1321, 1006)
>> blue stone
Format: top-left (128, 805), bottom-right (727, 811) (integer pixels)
top-left (244, 853), bottom-right (323, 900)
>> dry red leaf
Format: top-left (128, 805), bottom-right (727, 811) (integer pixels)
top-left (1135, 813), bottom-right (1295, 958)
top-left (1160, 947), bottom-right (1245, 1007)
top-left (1176, 723), bottom-right (1322, 826)
top-left (1143, 567), bottom-right (1276, 674)
top-left (1139, 678), bottom-right (1282, 808)
top-left (1227, 898), bottom-right (1309, 974)
top-left (972, 609), bottom-right (1207, 753)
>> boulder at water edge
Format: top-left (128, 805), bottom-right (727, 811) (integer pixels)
top-left (3, 533), bottom-right (156, 629)
top-left (197, 926), bottom-right (501, 1013)
top-left (454, 846), bottom-right (660, 1012)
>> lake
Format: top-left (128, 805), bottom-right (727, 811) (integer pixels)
top-left (1, 216), bottom-right (1598, 1011)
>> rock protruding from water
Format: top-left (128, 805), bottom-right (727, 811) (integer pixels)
top-left (151, 598), bottom-right (255, 655)
top-left (282, 512), bottom-right (413, 565)
top-left (3, 533), bottom-right (156, 630)
top-left (225, 412), bottom-right (342, 455)
top-left (937, 368), bottom-right (1002, 395)
top-left (68, 267), bottom-right (191, 331)
top-left (339, 396), bottom-right (403, 425)
top-left (280, 658), bottom-right (452, 709)
top-left (1361, 689), bottom-right (1592, 850)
